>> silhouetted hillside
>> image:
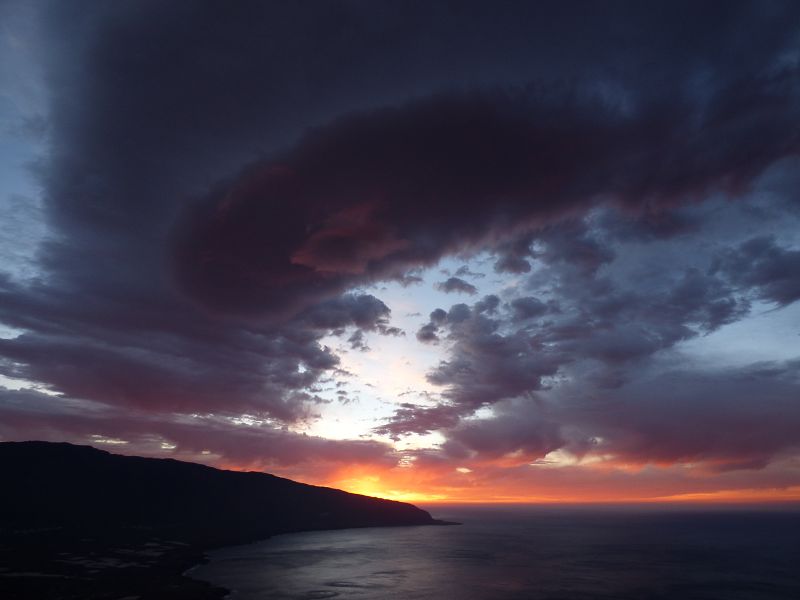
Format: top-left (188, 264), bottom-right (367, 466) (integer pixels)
top-left (0, 441), bottom-right (439, 542)
top-left (0, 441), bottom-right (447, 599)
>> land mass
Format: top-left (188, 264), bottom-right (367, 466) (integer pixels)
top-left (0, 441), bottom-right (450, 599)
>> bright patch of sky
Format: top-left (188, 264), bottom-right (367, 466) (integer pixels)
top-left (302, 252), bottom-right (507, 446)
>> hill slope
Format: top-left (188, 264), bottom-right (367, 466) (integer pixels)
top-left (0, 441), bottom-right (445, 599)
top-left (0, 441), bottom-right (438, 542)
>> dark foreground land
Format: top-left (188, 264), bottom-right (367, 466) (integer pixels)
top-left (0, 441), bottom-right (449, 599)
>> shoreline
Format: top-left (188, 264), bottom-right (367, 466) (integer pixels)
top-left (1, 520), bottom-right (456, 599)
top-left (184, 519), bottom-right (459, 599)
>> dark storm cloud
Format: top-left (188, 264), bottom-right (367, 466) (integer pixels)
top-left (175, 64), bottom-right (800, 315)
top-left (1, 0), bottom-right (799, 467)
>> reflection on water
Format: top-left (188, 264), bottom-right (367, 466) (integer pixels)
top-left (191, 506), bottom-right (800, 599)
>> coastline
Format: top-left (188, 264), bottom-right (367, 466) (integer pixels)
top-left (1, 520), bottom-right (458, 599)
top-left (184, 519), bottom-right (460, 598)
top-left (0, 443), bottom-right (454, 599)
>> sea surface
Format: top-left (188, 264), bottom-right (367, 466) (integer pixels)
top-left (190, 505), bottom-right (800, 599)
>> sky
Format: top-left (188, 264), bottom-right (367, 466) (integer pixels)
top-left (1, 0), bottom-right (799, 504)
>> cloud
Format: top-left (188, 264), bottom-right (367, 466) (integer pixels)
top-left (415, 323), bottom-right (441, 344)
top-left (714, 236), bottom-right (800, 306)
top-left (535, 221), bottom-right (616, 275)
top-left (0, 277), bottom-right (398, 422)
top-left (415, 307), bottom-right (452, 343)
top-left (347, 330), bottom-right (369, 352)
top-left (560, 360), bottom-right (800, 471)
top-left (388, 207), bottom-right (767, 437)
top-left (494, 254), bottom-right (532, 274)
top-left (474, 295), bottom-right (500, 314)
top-left (510, 296), bottom-right (549, 321)
top-left (1, 0), bottom-right (799, 488)
top-left (174, 67), bottom-right (800, 316)
top-left (435, 277), bottom-right (479, 295)
top-left (454, 265), bottom-right (485, 279)
top-left (401, 448), bottom-right (800, 503)
top-left (383, 203), bottom-right (800, 472)
top-left (0, 387), bottom-right (397, 476)
top-left (394, 303), bottom-right (563, 436)
top-left (390, 359), bottom-right (800, 475)
top-left (442, 409), bottom-right (564, 462)
top-left (294, 293), bottom-right (393, 333)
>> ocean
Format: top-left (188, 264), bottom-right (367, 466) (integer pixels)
top-left (190, 505), bottom-right (800, 599)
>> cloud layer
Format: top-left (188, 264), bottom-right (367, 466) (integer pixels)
top-left (0, 0), bottom-right (799, 499)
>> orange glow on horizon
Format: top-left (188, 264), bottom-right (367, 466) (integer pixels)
top-left (305, 462), bottom-right (800, 506)
top-left (646, 486), bottom-right (800, 504)
top-left (212, 457), bottom-right (800, 507)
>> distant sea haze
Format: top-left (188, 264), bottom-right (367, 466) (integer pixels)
top-left (191, 504), bottom-right (800, 600)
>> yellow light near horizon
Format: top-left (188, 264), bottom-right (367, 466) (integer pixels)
top-left (237, 459), bottom-right (800, 508)
top-left (335, 474), bottom-right (448, 503)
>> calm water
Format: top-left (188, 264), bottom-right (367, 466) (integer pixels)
top-left (191, 505), bottom-right (800, 599)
